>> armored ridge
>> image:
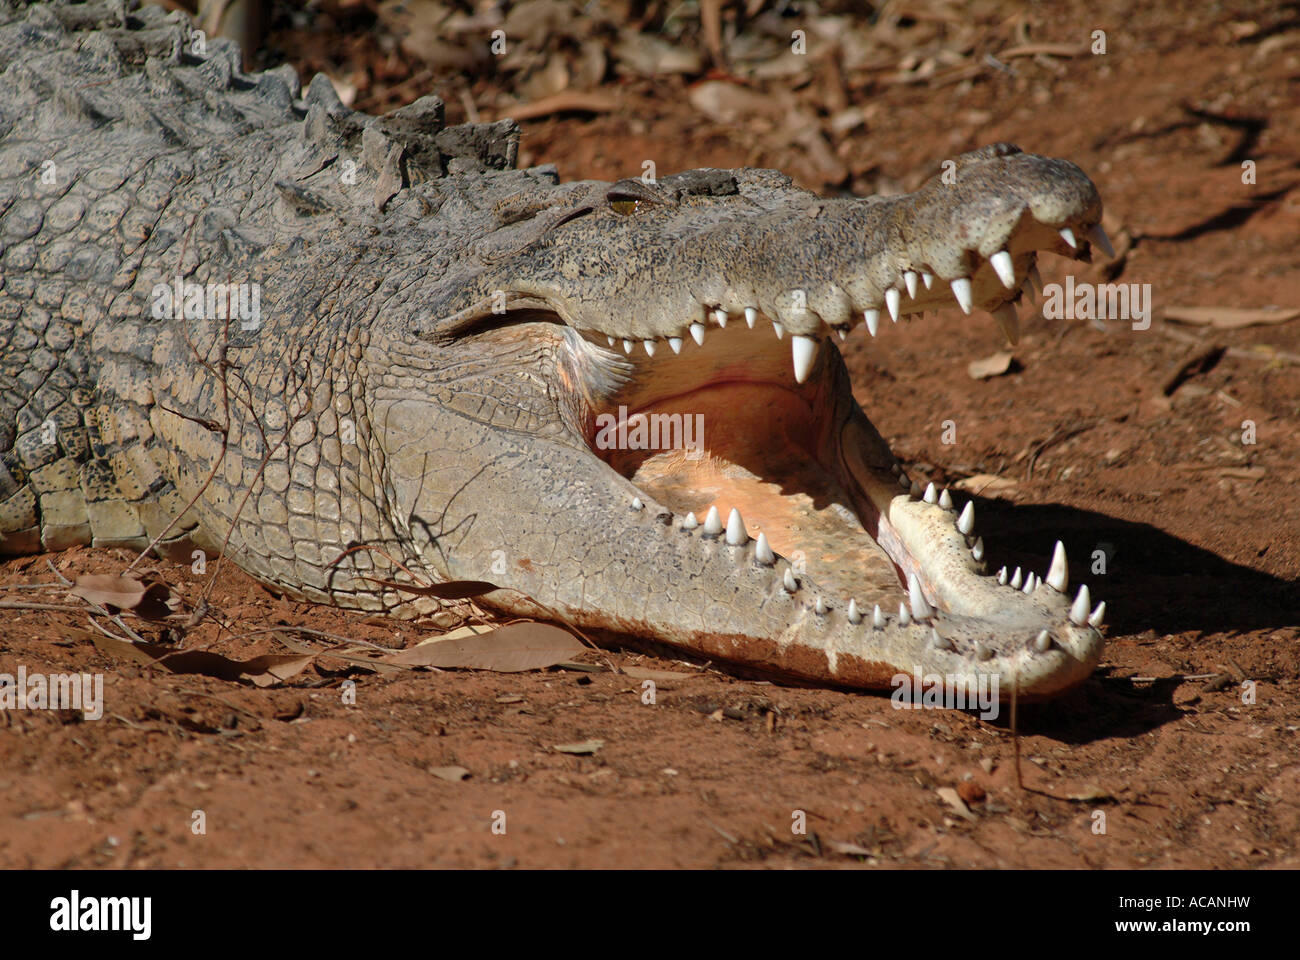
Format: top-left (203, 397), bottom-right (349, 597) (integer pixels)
top-left (0, 1), bottom-right (1112, 699)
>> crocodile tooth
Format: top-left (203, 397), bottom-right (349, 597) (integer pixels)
top-left (668, 337), bottom-right (683, 354)
top-left (992, 302), bottom-right (1020, 345)
top-left (631, 497), bottom-right (643, 510)
top-left (1022, 573), bottom-right (1037, 594)
top-left (904, 270), bottom-right (919, 299)
top-left (1090, 223), bottom-right (1115, 258)
top-left (1028, 263), bottom-right (1043, 295)
top-left (837, 328), bottom-right (847, 341)
top-left (872, 604), bottom-right (886, 629)
top-left (997, 566), bottom-right (1008, 585)
top-left (1033, 629), bottom-right (1052, 653)
top-left (682, 511), bottom-right (699, 530)
top-left (754, 532), bottom-right (775, 564)
top-left (724, 508), bottom-right (749, 545)
top-left (951, 277), bottom-right (974, 314)
top-left (971, 536), bottom-right (985, 562)
top-left (938, 488), bottom-right (954, 510)
top-left (1088, 600), bottom-right (1107, 628)
top-left (791, 335), bottom-right (818, 384)
top-left (864, 309), bottom-right (880, 337)
top-left (1046, 541), bottom-right (1069, 592)
top-left (885, 287), bottom-right (901, 322)
top-left (956, 501), bottom-right (975, 535)
top-left (643, 340), bottom-right (656, 356)
top-left (744, 307), bottom-right (758, 328)
top-left (847, 599), bottom-right (862, 624)
top-left (1010, 567), bottom-right (1023, 589)
top-left (606, 336), bottom-right (616, 347)
top-left (702, 505), bottom-right (723, 535)
top-left (772, 321), bottom-right (784, 339)
top-left (898, 472), bottom-right (911, 490)
top-left (690, 322), bottom-right (707, 345)
top-left (908, 573), bottom-right (933, 620)
top-left (974, 641), bottom-right (993, 661)
top-left (990, 250), bottom-right (1016, 289)
top-left (783, 568), bottom-right (798, 593)
top-left (1069, 584), bottom-right (1091, 625)
top-left (815, 596), bottom-right (826, 615)
top-left (713, 308), bottom-right (728, 327)
top-left (922, 271), bottom-right (935, 290)
top-left (1059, 226), bottom-right (1077, 249)
top-left (623, 339), bottom-right (634, 354)
top-left (898, 602), bottom-right (911, 627)
top-left (931, 629), bottom-right (953, 651)
top-left (923, 482), bottom-right (937, 504)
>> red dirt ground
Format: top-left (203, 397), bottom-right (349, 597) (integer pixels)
top-left (1, 0), bottom-right (1297, 868)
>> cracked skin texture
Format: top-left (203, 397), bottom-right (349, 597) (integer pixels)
top-left (0, 1), bottom-right (1109, 701)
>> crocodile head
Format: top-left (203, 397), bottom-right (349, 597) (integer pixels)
top-left (379, 143), bottom-right (1108, 701)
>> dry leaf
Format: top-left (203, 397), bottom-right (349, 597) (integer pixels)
top-left (498, 90), bottom-right (618, 121)
top-left (72, 574), bottom-right (173, 619)
top-left (620, 666), bottom-right (696, 681)
top-left (89, 633), bottom-right (313, 686)
top-left (827, 840), bottom-right (875, 857)
top-left (935, 787), bottom-right (977, 822)
top-left (1065, 785), bottom-right (1112, 802)
top-left (1164, 306), bottom-right (1300, 329)
top-left (553, 739), bottom-right (604, 755)
top-left (968, 351), bottom-right (1016, 379)
top-left (388, 621), bottom-right (583, 672)
top-left (429, 766), bottom-right (470, 782)
top-left (953, 473), bottom-right (1019, 496)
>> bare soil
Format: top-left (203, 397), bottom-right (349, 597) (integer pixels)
top-left (2, 0), bottom-right (1297, 869)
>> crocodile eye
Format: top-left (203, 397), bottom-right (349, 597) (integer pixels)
top-left (610, 200), bottom-right (640, 216)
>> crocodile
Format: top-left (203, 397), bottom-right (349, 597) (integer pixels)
top-left (0, 1), bottom-right (1112, 701)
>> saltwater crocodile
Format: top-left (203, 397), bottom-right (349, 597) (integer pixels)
top-left (0, 1), bottom-right (1112, 700)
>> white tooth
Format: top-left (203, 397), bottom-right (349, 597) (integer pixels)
top-left (724, 508), bottom-right (748, 545)
top-left (922, 271), bottom-right (935, 290)
top-left (1028, 263), bottom-right (1043, 295)
top-left (885, 287), bottom-right (901, 322)
top-left (702, 505), bottom-right (723, 535)
top-left (904, 271), bottom-right (918, 299)
top-left (898, 473), bottom-right (911, 490)
top-left (923, 482), bottom-right (937, 504)
top-left (690, 322), bottom-right (706, 346)
top-left (957, 501), bottom-right (974, 535)
top-left (783, 568), bottom-right (798, 593)
top-left (1046, 541), bottom-right (1069, 593)
top-left (772, 321), bottom-right (784, 339)
top-left (623, 339), bottom-right (634, 353)
top-left (643, 340), bottom-right (656, 356)
top-left (792, 335), bottom-right (817, 383)
top-left (754, 532), bottom-right (775, 565)
top-left (1059, 226), bottom-right (1077, 249)
top-left (971, 536), bottom-right (984, 562)
top-left (1089, 223), bottom-right (1115, 258)
top-left (990, 250), bottom-right (1016, 289)
top-left (864, 309), bottom-right (880, 337)
top-left (1069, 584), bottom-right (1091, 625)
top-left (997, 566), bottom-right (1008, 585)
top-left (938, 488), bottom-right (954, 510)
top-left (898, 602), bottom-right (911, 627)
top-left (908, 573), bottom-right (933, 620)
top-left (872, 604), bottom-right (886, 629)
top-left (847, 599), bottom-right (862, 624)
top-left (682, 511), bottom-right (698, 530)
top-left (992, 302), bottom-right (1020, 345)
top-left (1010, 567), bottom-right (1023, 589)
top-left (713, 309), bottom-right (727, 327)
top-left (668, 337), bottom-right (683, 354)
top-left (607, 336), bottom-right (616, 346)
top-left (631, 497), bottom-right (643, 510)
top-left (974, 641), bottom-right (993, 661)
top-left (837, 328), bottom-right (847, 341)
top-left (950, 277), bottom-right (973, 314)
top-left (931, 629), bottom-right (952, 651)
top-left (1033, 629), bottom-right (1052, 653)
top-left (1022, 573), bottom-right (1037, 594)
top-left (815, 596), bottom-right (826, 615)
top-left (1088, 600), bottom-right (1106, 628)
top-left (744, 307), bottom-right (758, 328)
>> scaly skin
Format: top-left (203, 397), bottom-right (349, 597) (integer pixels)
top-left (0, 1), bottom-right (1110, 700)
